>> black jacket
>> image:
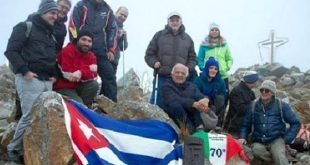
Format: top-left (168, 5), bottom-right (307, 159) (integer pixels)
top-left (224, 81), bottom-right (256, 134)
top-left (5, 14), bottom-right (58, 80)
top-left (162, 79), bottom-right (205, 110)
top-left (54, 16), bottom-right (68, 52)
top-left (145, 25), bottom-right (196, 76)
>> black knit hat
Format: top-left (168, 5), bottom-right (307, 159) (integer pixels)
top-left (38, 0), bottom-right (58, 15)
top-left (76, 30), bottom-right (94, 41)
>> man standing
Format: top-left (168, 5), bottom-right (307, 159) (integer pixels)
top-left (162, 63), bottom-right (209, 132)
top-left (224, 71), bottom-right (259, 137)
top-left (54, 30), bottom-right (98, 107)
top-left (5, 0), bottom-right (58, 162)
top-left (69, 0), bottom-right (118, 102)
top-left (145, 11), bottom-right (196, 108)
top-left (238, 80), bottom-right (301, 164)
top-left (55, 0), bottom-right (72, 52)
top-left (113, 6), bottom-right (129, 71)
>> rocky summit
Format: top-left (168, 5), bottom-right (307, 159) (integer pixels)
top-left (0, 63), bottom-right (309, 165)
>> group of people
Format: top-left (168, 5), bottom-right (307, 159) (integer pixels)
top-left (4, 0), bottom-right (128, 162)
top-left (4, 0), bottom-right (302, 164)
top-left (145, 11), bottom-right (301, 165)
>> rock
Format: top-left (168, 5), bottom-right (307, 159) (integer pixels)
top-left (291, 73), bottom-right (305, 83)
top-left (95, 95), bottom-right (180, 134)
top-left (288, 66), bottom-right (301, 74)
top-left (268, 63), bottom-right (289, 78)
top-left (294, 101), bottom-right (310, 123)
top-left (279, 75), bottom-right (296, 87)
top-left (23, 91), bottom-right (73, 165)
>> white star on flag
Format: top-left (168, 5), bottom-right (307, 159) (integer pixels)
top-left (78, 119), bottom-right (99, 140)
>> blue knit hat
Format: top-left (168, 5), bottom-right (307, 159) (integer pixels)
top-left (204, 57), bottom-right (219, 71)
top-left (242, 71), bottom-right (259, 83)
top-left (38, 0), bottom-right (58, 15)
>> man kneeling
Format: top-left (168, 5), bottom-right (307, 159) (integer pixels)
top-left (54, 30), bottom-right (98, 107)
top-left (162, 63), bottom-right (209, 132)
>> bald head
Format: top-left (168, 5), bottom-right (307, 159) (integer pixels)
top-left (171, 63), bottom-right (188, 84)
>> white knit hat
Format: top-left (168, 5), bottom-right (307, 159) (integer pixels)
top-left (167, 11), bottom-right (182, 19)
top-left (209, 22), bottom-right (220, 31)
top-left (260, 80), bottom-right (277, 94)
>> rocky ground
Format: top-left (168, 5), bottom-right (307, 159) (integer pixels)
top-left (0, 63), bottom-right (309, 165)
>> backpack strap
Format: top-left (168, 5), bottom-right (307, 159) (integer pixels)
top-left (25, 21), bottom-right (32, 38)
top-left (276, 98), bottom-right (285, 124)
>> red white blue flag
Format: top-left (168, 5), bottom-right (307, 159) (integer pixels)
top-left (62, 99), bottom-right (183, 165)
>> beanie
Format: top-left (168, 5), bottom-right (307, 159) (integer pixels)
top-left (242, 71), bottom-right (259, 83)
top-left (204, 57), bottom-right (219, 71)
top-left (38, 0), bottom-right (58, 15)
top-left (260, 80), bottom-right (277, 94)
top-left (209, 22), bottom-right (220, 31)
top-left (76, 30), bottom-right (94, 42)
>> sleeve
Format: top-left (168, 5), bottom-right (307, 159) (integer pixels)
top-left (106, 11), bottom-right (118, 54)
top-left (4, 22), bottom-right (30, 75)
top-left (80, 54), bottom-right (97, 81)
top-left (197, 46), bottom-right (206, 71)
top-left (145, 32), bottom-right (160, 68)
top-left (57, 48), bottom-right (77, 75)
top-left (225, 45), bottom-right (233, 71)
top-left (162, 83), bottom-right (196, 109)
top-left (282, 102), bottom-right (301, 144)
top-left (239, 104), bottom-right (252, 139)
top-left (186, 37), bottom-right (197, 72)
top-left (69, 3), bottom-right (83, 40)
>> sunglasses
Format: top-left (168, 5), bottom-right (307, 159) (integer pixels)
top-left (260, 88), bottom-right (270, 93)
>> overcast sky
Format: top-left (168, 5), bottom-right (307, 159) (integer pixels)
top-left (1, 0), bottom-right (309, 80)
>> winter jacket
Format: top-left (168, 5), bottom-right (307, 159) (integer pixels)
top-left (112, 20), bottom-right (128, 67)
top-left (53, 42), bottom-right (97, 90)
top-left (239, 97), bottom-right (301, 144)
top-left (224, 81), bottom-right (256, 135)
top-left (145, 25), bottom-right (196, 76)
top-left (5, 14), bottom-right (58, 80)
top-left (194, 73), bottom-right (226, 104)
top-left (197, 44), bottom-right (233, 79)
top-left (69, 0), bottom-right (118, 57)
top-left (162, 79), bottom-right (205, 110)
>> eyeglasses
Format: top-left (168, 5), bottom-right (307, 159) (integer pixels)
top-left (260, 88), bottom-right (270, 93)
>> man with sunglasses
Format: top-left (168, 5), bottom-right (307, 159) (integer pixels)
top-left (238, 80), bottom-right (301, 165)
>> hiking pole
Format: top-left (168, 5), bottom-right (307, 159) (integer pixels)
top-left (153, 71), bottom-right (159, 105)
top-left (122, 39), bottom-right (125, 87)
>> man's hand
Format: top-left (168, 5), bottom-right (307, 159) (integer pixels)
top-left (154, 61), bottom-right (161, 69)
top-left (238, 139), bottom-right (247, 145)
top-left (193, 100), bottom-right (209, 113)
top-left (49, 77), bottom-right (56, 83)
top-left (89, 64), bottom-right (98, 72)
top-left (107, 51), bottom-right (114, 61)
top-left (68, 70), bottom-right (81, 82)
top-left (24, 71), bottom-right (38, 80)
top-left (119, 30), bottom-right (127, 37)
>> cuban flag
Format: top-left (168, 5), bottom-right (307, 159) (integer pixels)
top-left (62, 99), bottom-right (183, 165)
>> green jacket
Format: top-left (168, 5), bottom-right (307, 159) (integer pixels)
top-left (197, 44), bottom-right (233, 79)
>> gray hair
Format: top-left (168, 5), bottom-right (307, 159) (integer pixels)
top-left (171, 63), bottom-right (189, 77)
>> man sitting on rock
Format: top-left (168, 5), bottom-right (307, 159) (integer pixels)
top-left (161, 63), bottom-right (209, 132)
top-left (53, 30), bottom-right (98, 107)
top-left (238, 80), bottom-right (301, 164)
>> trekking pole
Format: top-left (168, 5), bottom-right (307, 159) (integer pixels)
top-left (153, 71), bottom-right (159, 105)
top-left (122, 39), bottom-right (125, 87)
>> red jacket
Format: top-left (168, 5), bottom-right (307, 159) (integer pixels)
top-left (53, 43), bottom-right (97, 90)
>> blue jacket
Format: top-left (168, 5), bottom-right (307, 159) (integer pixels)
top-left (239, 97), bottom-right (301, 144)
top-left (69, 0), bottom-right (118, 57)
top-left (194, 73), bottom-right (226, 104)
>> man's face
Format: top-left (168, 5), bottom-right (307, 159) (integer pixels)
top-left (260, 88), bottom-right (273, 102)
top-left (77, 36), bottom-right (92, 53)
top-left (57, 0), bottom-right (71, 19)
top-left (116, 8), bottom-right (128, 24)
top-left (168, 16), bottom-right (182, 32)
top-left (208, 66), bottom-right (218, 78)
top-left (172, 65), bottom-right (187, 84)
top-left (209, 28), bottom-right (220, 38)
top-left (246, 81), bottom-right (258, 89)
top-left (41, 10), bottom-right (58, 26)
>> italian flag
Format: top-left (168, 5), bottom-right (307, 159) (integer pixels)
top-left (193, 130), bottom-right (250, 165)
